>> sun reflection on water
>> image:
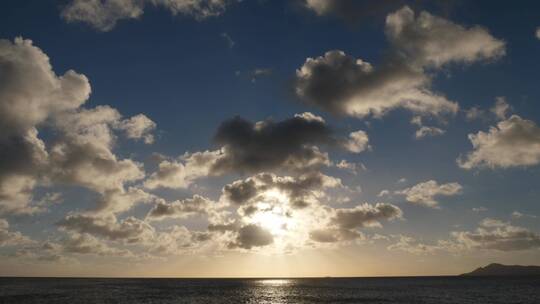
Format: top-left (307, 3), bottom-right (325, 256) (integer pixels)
top-left (257, 279), bottom-right (291, 286)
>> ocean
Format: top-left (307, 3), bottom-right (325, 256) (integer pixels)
top-left (0, 276), bottom-right (538, 303)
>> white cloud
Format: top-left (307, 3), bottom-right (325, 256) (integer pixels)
top-left (385, 6), bottom-right (505, 68)
top-left (458, 115), bottom-right (540, 169)
top-left (294, 6), bottom-right (504, 118)
top-left (344, 130), bottom-right (370, 153)
top-left (0, 38), bottom-right (90, 137)
top-left (336, 160), bottom-right (365, 175)
top-left (396, 180), bottom-right (462, 208)
top-left (452, 218), bottom-right (540, 251)
top-left (490, 97), bottom-right (511, 120)
top-left (0, 37), bottom-right (160, 216)
top-left (146, 195), bottom-right (217, 221)
top-left (0, 219), bottom-right (33, 247)
top-left (536, 27), bottom-right (540, 40)
top-left (62, 0), bottom-right (234, 31)
top-left (415, 126), bottom-right (445, 139)
top-left (117, 114), bottom-right (156, 144)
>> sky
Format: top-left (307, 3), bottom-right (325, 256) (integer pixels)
top-left (0, 0), bottom-right (539, 277)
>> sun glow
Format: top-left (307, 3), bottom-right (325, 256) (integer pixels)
top-left (249, 189), bottom-right (297, 236)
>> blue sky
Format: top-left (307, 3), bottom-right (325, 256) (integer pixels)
top-left (0, 0), bottom-right (539, 277)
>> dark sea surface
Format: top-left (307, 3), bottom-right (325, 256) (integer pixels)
top-left (0, 276), bottom-right (539, 304)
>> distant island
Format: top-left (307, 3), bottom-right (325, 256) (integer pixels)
top-left (461, 263), bottom-right (540, 276)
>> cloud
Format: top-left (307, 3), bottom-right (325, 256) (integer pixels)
top-left (0, 38), bottom-right (90, 137)
top-left (230, 224), bottom-right (274, 249)
top-left (144, 113), bottom-right (368, 190)
top-left (452, 218), bottom-right (540, 251)
top-left (57, 213), bottom-right (155, 243)
top-left (331, 203), bottom-right (402, 229)
top-left (458, 115), bottom-right (540, 169)
top-left (472, 207), bottom-right (488, 212)
top-left (294, 6), bottom-right (504, 118)
top-left (61, 0), bottom-right (235, 31)
top-left (385, 6), bottom-right (505, 67)
top-left (511, 211), bottom-right (537, 219)
top-left (415, 126), bottom-right (445, 139)
top-left (250, 68), bottom-right (272, 83)
top-left (117, 114), bottom-right (156, 144)
top-left (536, 27), bottom-right (540, 40)
top-left (377, 190), bottom-right (390, 197)
top-left (210, 113), bottom-right (344, 174)
top-left (335, 160), bottom-right (365, 175)
top-left (220, 32), bottom-right (235, 48)
top-left (396, 180), bottom-right (462, 208)
top-left (387, 235), bottom-right (440, 255)
top-left (309, 203), bottom-right (401, 244)
top-left (411, 116), bottom-right (445, 139)
top-left (0, 219), bottom-right (33, 247)
top-left (464, 97), bottom-right (512, 122)
top-left (221, 172), bottom-right (342, 209)
top-left (344, 130), bottom-right (370, 153)
top-left (302, 0), bottom-right (405, 24)
top-left (0, 37), bottom-right (156, 216)
top-left (61, 233), bottom-right (133, 257)
top-left (146, 195), bottom-right (217, 220)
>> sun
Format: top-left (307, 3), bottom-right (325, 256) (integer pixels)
top-left (252, 209), bottom-right (289, 235)
top-left (248, 189), bottom-right (296, 236)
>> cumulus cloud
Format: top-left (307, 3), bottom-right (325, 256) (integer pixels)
top-left (396, 180), bottom-right (462, 208)
top-left (387, 235), bottom-right (440, 255)
top-left (309, 203), bottom-right (402, 244)
top-left (61, 233), bottom-right (133, 257)
top-left (144, 150), bottom-right (221, 189)
top-left (344, 130), bottom-right (370, 153)
top-left (62, 0), bottom-right (235, 31)
top-left (294, 6), bottom-right (504, 118)
top-left (221, 172), bottom-right (342, 210)
top-left (335, 160), bottom-right (365, 175)
top-left (57, 213), bottom-right (155, 244)
top-left (144, 113), bottom-right (370, 189)
top-left (230, 224), bottom-right (274, 249)
top-left (0, 37), bottom-right (156, 216)
top-left (452, 218), bottom-right (540, 251)
top-left (117, 114), bottom-right (156, 144)
top-left (331, 203), bottom-right (402, 229)
top-left (211, 113), bottom-right (337, 174)
top-left (0, 38), bottom-right (90, 137)
top-left (146, 195), bottom-right (217, 220)
top-left (458, 115), bottom-right (540, 169)
top-left (536, 27), bottom-right (540, 40)
top-left (0, 219), bottom-right (33, 247)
